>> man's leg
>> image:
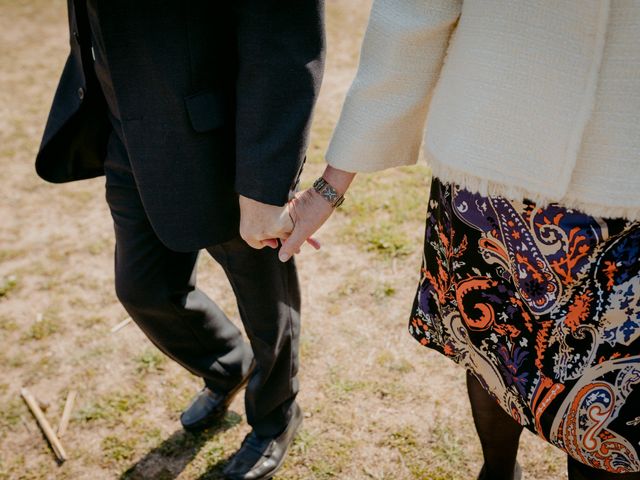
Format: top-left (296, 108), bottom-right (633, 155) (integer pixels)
top-left (105, 129), bottom-right (253, 396)
top-left (207, 238), bottom-right (301, 480)
top-left (207, 238), bottom-right (301, 438)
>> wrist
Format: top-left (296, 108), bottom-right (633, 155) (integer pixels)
top-left (321, 165), bottom-right (356, 196)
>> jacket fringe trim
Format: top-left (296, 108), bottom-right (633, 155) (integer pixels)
top-left (429, 159), bottom-right (640, 223)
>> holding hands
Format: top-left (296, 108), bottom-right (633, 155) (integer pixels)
top-left (239, 166), bottom-right (355, 261)
top-left (238, 195), bottom-right (294, 250)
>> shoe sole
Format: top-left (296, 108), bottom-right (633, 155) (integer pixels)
top-left (182, 361), bottom-right (256, 432)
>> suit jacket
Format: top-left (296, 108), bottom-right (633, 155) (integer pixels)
top-left (37, 0), bottom-right (325, 251)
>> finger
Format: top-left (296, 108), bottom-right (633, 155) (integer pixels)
top-left (279, 227), bottom-right (309, 262)
top-left (261, 238), bottom-right (279, 249)
top-left (305, 237), bottom-right (321, 250)
top-left (266, 211), bottom-right (294, 242)
top-left (244, 238), bottom-right (265, 249)
top-left (284, 203), bottom-right (295, 232)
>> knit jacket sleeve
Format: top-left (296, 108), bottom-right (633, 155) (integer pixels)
top-left (326, 0), bottom-right (461, 173)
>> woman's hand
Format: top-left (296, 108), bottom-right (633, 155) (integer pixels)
top-left (278, 165), bottom-right (355, 262)
top-left (278, 188), bottom-right (332, 261)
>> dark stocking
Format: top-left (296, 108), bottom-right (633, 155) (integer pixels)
top-left (467, 371), bottom-right (524, 480)
top-left (568, 455), bottom-right (640, 480)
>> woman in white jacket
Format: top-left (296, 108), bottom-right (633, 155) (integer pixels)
top-left (279, 1), bottom-right (640, 479)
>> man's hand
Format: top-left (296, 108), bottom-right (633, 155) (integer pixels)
top-left (239, 195), bottom-right (293, 249)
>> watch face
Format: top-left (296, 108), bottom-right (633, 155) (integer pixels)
top-left (323, 187), bottom-right (338, 202)
top-left (313, 177), bottom-right (343, 207)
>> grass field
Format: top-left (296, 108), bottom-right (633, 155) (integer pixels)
top-left (0, 2), bottom-right (566, 479)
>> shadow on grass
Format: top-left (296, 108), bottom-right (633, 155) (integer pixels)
top-left (192, 460), bottom-right (230, 480)
top-left (119, 411), bottom-right (242, 480)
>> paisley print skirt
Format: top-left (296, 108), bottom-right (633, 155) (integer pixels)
top-left (410, 177), bottom-right (640, 473)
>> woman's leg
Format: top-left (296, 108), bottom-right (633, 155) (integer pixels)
top-left (467, 371), bottom-right (523, 480)
top-left (567, 455), bottom-right (640, 480)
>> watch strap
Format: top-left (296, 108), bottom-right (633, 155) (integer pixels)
top-left (313, 177), bottom-right (345, 208)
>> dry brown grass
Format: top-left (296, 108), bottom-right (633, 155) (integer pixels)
top-left (0, 1), bottom-right (565, 479)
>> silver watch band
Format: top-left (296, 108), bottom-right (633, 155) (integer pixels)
top-left (313, 177), bottom-right (345, 208)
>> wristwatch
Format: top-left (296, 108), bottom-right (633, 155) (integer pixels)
top-left (313, 177), bottom-right (345, 208)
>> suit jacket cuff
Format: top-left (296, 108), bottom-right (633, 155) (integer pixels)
top-left (235, 156), bottom-right (306, 206)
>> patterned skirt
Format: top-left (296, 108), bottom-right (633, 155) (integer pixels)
top-left (410, 177), bottom-right (640, 473)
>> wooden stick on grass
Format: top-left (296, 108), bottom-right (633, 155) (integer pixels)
top-left (57, 390), bottom-right (77, 438)
top-left (110, 317), bottom-right (132, 333)
top-left (20, 388), bottom-right (68, 463)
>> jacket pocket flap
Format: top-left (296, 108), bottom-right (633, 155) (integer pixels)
top-left (184, 90), bottom-right (227, 133)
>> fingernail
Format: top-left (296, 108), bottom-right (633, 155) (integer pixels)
top-left (279, 252), bottom-right (290, 262)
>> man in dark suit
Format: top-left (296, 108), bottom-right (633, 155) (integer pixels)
top-left (36, 1), bottom-right (324, 478)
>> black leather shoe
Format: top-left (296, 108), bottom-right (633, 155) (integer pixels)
top-left (222, 403), bottom-right (302, 480)
top-left (180, 363), bottom-right (255, 432)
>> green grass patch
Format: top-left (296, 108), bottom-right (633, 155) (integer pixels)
top-left (375, 351), bottom-right (414, 374)
top-left (327, 268), bottom-right (365, 300)
top-left (135, 348), bottom-right (167, 375)
top-left (282, 428), bottom-right (356, 479)
top-left (22, 310), bottom-right (61, 341)
top-left (0, 275), bottom-right (18, 298)
top-left (6, 354), bottom-right (25, 369)
top-left (364, 224), bottom-right (412, 257)
top-left (303, 437), bottom-right (356, 479)
top-left (325, 368), bottom-right (368, 400)
top-left (373, 282), bottom-right (397, 299)
top-left (81, 315), bottom-right (107, 328)
top-left (0, 249), bottom-right (23, 263)
top-left (86, 237), bottom-right (112, 256)
top-left (290, 428), bottom-right (316, 457)
top-left (372, 380), bottom-right (408, 401)
top-left (386, 425), bottom-right (419, 455)
top-left (0, 398), bottom-right (26, 429)
top-left (381, 424), bottom-right (469, 479)
top-left (298, 335), bottom-right (316, 361)
top-left (200, 439), bottom-right (226, 469)
top-left (163, 382), bottom-right (200, 415)
top-left (77, 390), bottom-right (147, 425)
top-left (0, 454), bottom-right (26, 480)
top-left (307, 458), bottom-right (340, 479)
top-left (337, 165), bottom-right (430, 258)
top-left (102, 435), bottom-right (138, 464)
top-left (0, 315), bottom-right (18, 331)
top-left (429, 424), bottom-right (467, 471)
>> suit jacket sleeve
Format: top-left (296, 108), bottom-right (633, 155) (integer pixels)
top-left (234, 0), bottom-right (325, 206)
top-left (326, 0), bottom-right (461, 173)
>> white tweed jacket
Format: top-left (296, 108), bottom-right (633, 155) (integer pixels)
top-left (326, 0), bottom-right (640, 220)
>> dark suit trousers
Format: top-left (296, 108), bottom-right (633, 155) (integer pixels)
top-left (104, 126), bottom-right (301, 437)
